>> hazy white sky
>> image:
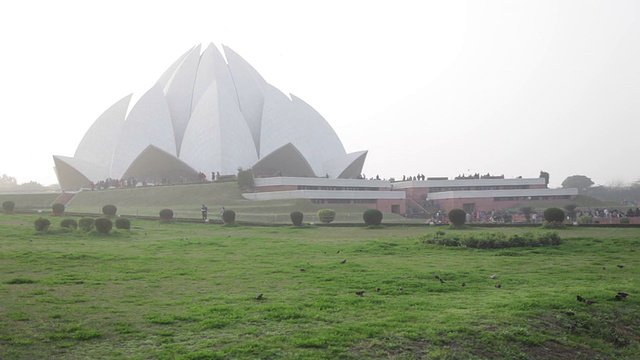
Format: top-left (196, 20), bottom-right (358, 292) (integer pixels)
top-left (1, 0), bottom-right (638, 188)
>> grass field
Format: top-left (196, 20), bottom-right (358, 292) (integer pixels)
top-left (1, 214), bottom-right (638, 359)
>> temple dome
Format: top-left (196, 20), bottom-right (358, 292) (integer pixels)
top-left (53, 43), bottom-right (367, 190)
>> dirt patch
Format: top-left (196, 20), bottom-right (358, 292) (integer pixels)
top-left (524, 340), bottom-right (606, 360)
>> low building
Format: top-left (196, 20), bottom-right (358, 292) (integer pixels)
top-left (243, 177), bottom-right (405, 214)
top-left (393, 177), bottom-right (578, 214)
top-left (247, 176), bottom-right (578, 218)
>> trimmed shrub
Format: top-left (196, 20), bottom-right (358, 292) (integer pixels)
top-left (619, 217), bottom-right (630, 224)
top-left (115, 217), bottom-right (131, 230)
top-left (34, 217), bottom-right (51, 232)
top-left (290, 211), bottom-right (304, 226)
top-left (159, 209), bottom-right (174, 222)
top-left (448, 208), bottom-right (466, 226)
top-left (2, 200), bottom-right (15, 214)
top-left (94, 217), bottom-right (113, 234)
top-left (78, 217), bottom-right (95, 231)
top-left (317, 209), bottom-right (336, 224)
top-left (420, 231), bottom-right (562, 249)
top-left (52, 203), bottom-right (65, 215)
top-left (577, 215), bottom-right (594, 225)
top-left (363, 209), bottom-right (383, 226)
top-left (102, 204), bottom-right (117, 217)
top-left (222, 209), bottom-right (236, 224)
top-left (60, 218), bottom-right (78, 229)
top-left (544, 207), bottom-right (565, 223)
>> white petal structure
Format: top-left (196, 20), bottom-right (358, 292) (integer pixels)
top-left (53, 43), bottom-right (367, 190)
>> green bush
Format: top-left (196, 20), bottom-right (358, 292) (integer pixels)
top-left (448, 208), bottom-right (466, 226)
top-left (94, 218), bottom-right (113, 234)
top-left (619, 217), bottom-right (630, 224)
top-left (290, 211), bottom-right (304, 226)
top-left (577, 215), bottom-right (594, 224)
top-left (2, 200), bottom-right (15, 213)
top-left (317, 209), bottom-right (336, 224)
top-left (115, 218), bottom-right (131, 229)
top-left (78, 217), bottom-right (95, 231)
top-left (102, 204), bottom-right (117, 217)
top-left (52, 203), bottom-right (65, 215)
top-left (60, 218), bottom-right (78, 229)
top-left (544, 207), bottom-right (565, 223)
top-left (237, 169), bottom-right (254, 191)
top-left (420, 231), bottom-right (562, 249)
top-left (159, 209), bottom-right (174, 221)
top-left (34, 217), bottom-right (51, 232)
top-left (222, 209), bottom-right (236, 224)
top-left (363, 209), bottom-right (383, 226)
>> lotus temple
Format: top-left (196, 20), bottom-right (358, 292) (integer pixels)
top-left (53, 43), bottom-right (578, 216)
top-left (53, 43), bottom-right (367, 191)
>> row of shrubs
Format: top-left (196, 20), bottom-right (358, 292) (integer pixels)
top-left (34, 217), bottom-right (131, 233)
top-left (296, 209), bottom-right (383, 226)
top-left (420, 230), bottom-right (562, 249)
top-left (2, 201), bottom-right (120, 217)
top-left (159, 208), bottom-right (383, 226)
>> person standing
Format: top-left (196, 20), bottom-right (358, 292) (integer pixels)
top-left (201, 204), bottom-right (208, 221)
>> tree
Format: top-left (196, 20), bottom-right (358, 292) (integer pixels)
top-left (0, 174), bottom-right (17, 188)
top-left (561, 175), bottom-right (594, 191)
top-left (237, 168), bottom-right (254, 191)
top-left (539, 171), bottom-right (549, 186)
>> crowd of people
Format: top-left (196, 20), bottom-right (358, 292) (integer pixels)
top-left (578, 208), bottom-right (640, 218)
top-left (91, 176), bottom-right (142, 190)
top-left (87, 170), bottom-right (232, 191)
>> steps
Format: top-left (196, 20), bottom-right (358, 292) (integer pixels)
top-left (52, 192), bottom-right (77, 206)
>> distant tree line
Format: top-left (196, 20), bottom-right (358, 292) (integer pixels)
top-left (0, 174), bottom-right (46, 191)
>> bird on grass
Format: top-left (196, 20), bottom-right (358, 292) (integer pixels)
top-left (439, 278), bottom-right (446, 284)
top-left (461, 282), bottom-right (466, 287)
top-left (300, 268), bottom-right (305, 272)
top-left (256, 294), bottom-right (264, 301)
top-left (376, 287), bottom-right (381, 292)
top-left (399, 287), bottom-right (404, 292)
top-left (495, 284), bottom-right (502, 288)
top-left (617, 264), bottom-right (625, 269)
top-left (564, 311), bottom-right (575, 317)
top-left (490, 274), bottom-right (497, 279)
top-left (336, 250), bottom-right (341, 254)
top-left (585, 299), bottom-right (596, 305)
top-left (614, 291), bottom-right (630, 301)
top-left (355, 290), bottom-right (365, 296)
top-left (577, 295), bottom-right (586, 302)
top-left (340, 259), bottom-right (347, 264)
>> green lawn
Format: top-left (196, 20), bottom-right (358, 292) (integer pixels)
top-left (1, 214), bottom-right (638, 359)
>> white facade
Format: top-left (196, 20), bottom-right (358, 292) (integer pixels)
top-left (53, 43), bottom-right (367, 190)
